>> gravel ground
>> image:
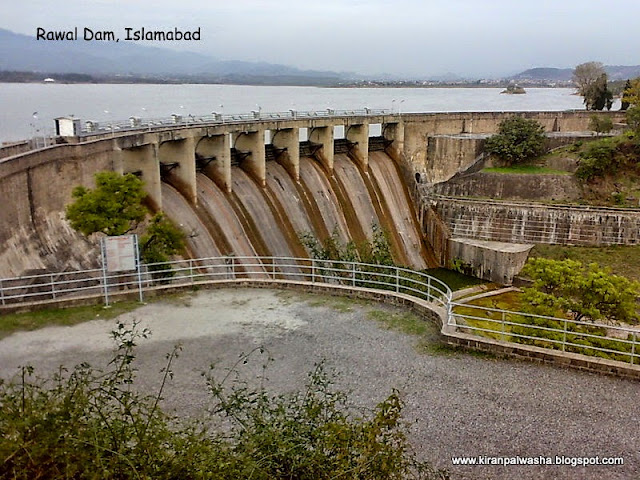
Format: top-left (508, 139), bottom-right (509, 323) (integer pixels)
top-left (0, 288), bottom-right (638, 480)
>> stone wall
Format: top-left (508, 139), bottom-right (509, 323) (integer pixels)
top-left (433, 172), bottom-right (582, 202)
top-left (434, 198), bottom-right (640, 246)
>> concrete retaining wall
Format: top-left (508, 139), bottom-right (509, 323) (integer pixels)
top-left (0, 140), bottom-right (118, 277)
top-left (0, 141), bottom-right (31, 159)
top-left (434, 198), bottom-right (640, 246)
top-left (433, 172), bottom-right (582, 202)
top-left (448, 238), bottom-right (533, 285)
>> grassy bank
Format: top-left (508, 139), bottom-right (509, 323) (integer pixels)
top-left (530, 244), bottom-right (640, 282)
top-left (0, 301), bottom-right (144, 340)
top-left (482, 165), bottom-right (571, 175)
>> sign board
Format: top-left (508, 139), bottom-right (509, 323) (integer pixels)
top-left (103, 235), bottom-right (137, 272)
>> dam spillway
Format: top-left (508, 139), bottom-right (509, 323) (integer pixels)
top-left (162, 149), bottom-right (434, 273)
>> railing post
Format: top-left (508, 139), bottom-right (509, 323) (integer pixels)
top-left (231, 257), bottom-right (235, 279)
top-left (427, 276), bottom-right (432, 301)
top-left (0, 279), bottom-right (4, 306)
top-left (395, 267), bottom-right (400, 293)
top-left (562, 319), bottom-right (568, 352)
top-left (501, 311), bottom-right (506, 341)
top-left (352, 262), bottom-right (356, 287)
top-left (631, 333), bottom-right (637, 365)
top-left (272, 258), bottom-right (277, 279)
top-left (50, 273), bottom-right (56, 299)
top-left (135, 241), bottom-right (144, 303)
top-left (311, 259), bottom-right (316, 283)
top-left (189, 259), bottom-right (194, 283)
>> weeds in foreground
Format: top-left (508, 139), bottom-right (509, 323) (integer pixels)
top-left (0, 323), bottom-right (449, 479)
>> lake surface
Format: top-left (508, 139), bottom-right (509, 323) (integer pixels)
top-left (0, 83), bottom-right (591, 143)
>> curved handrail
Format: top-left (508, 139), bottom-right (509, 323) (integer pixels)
top-left (0, 255), bottom-right (453, 317)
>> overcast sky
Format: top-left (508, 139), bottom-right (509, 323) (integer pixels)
top-left (3, 0), bottom-right (639, 77)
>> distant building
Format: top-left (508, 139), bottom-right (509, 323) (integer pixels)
top-left (43, 78), bottom-right (55, 83)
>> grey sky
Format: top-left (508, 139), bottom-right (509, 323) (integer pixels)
top-left (3, 0), bottom-right (639, 77)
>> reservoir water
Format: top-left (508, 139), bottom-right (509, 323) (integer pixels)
top-left (0, 83), bottom-right (589, 143)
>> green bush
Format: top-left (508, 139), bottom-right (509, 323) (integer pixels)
top-left (0, 324), bottom-right (447, 479)
top-left (575, 137), bottom-right (619, 181)
top-left (484, 117), bottom-right (546, 165)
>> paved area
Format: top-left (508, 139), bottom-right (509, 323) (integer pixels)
top-left (0, 288), bottom-right (638, 480)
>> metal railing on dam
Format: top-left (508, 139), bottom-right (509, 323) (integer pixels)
top-left (78, 108), bottom-right (391, 137)
top-left (2, 255), bottom-right (640, 371)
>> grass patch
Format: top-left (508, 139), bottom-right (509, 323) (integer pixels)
top-left (367, 309), bottom-right (431, 336)
top-left (290, 292), bottom-right (367, 313)
top-left (453, 291), bottom-right (524, 342)
top-left (366, 308), bottom-right (463, 356)
top-left (0, 301), bottom-right (144, 340)
top-left (530, 244), bottom-right (640, 282)
top-left (482, 165), bottom-right (571, 175)
top-left (425, 268), bottom-right (485, 291)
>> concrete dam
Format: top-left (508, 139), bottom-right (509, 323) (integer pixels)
top-left (0, 110), bottom-right (628, 280)
top-left (159, 150), bottom-right (433, 272)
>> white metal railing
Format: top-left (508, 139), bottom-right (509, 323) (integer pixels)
top-left (77, 108), bottom-right (392, 137)
top-left (451, 302), bottom-right (640, 365)
top-left (2, 254), bottom-right (638, 367)
top-left (445, 218), bottom-right (640, 245)
top-left (0, 255), bottom-right (451, 311)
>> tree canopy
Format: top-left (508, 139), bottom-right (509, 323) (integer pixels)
top-left (65, 172), bottom-right (147, 236)
top-left (139, 213), bottom-right (185, 266)
top-left (66, 171), bottom-right (185, 269)
top-left (573, 62), bottom-right (613, 111)
top-left (589, 114), bottom-right (613, 135)
top-left (621, 78), bottom-right (640, 132)
top-left (521, 257), bottom-right (639, 324)
top-left (484, 117), bottom-right (546, 164)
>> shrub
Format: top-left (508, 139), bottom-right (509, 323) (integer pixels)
top-left (0, 324), bottom-right (448, 479)
top-left (484, 117), bottom-right (546, 165)
top-left (575, 137), bottom-right (619, 181)
top-left (589, 114), bottom-right (613, 135)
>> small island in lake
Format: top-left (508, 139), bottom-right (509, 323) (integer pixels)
top-left (501, 84), bottom-right (527, 94)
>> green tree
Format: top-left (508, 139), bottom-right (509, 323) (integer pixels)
top-left (621, 78), bottom-right (640, 107)
top-left (484, 117), bottom-right (546, 165)
top-left (139, 213), bottom-right (185, 274)
top-left (65, 171), bottom-right (147, 236)
top-left (583, 73), bottom-right (613, 111)
top-left (621, 78), bottom-right (640, 133)
top-left (521, 258), bottom-right (639, 324)
top-left (589, 114), bottom-right (613, 135)
top-left (621, 79), bottom-right (632, 110)
top-left (66, 171), bottom-right (186, 271)
top-left (573, 62), bottom-right (609, 110)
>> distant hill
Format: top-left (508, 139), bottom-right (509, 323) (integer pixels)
top-left (512, 65), bottom-right (640, 82)
top-left (0, 28), bottom-right (346, 85)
